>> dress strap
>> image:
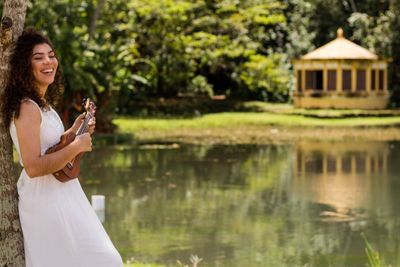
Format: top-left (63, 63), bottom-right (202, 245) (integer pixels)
top-left (22, 98), bottom-right (42, 111)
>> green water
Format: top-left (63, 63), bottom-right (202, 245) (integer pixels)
top-left (79, 141), bottom-right (400, 266)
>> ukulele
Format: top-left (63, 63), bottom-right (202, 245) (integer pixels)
top-left (46, 98), bottom-right (96, 182)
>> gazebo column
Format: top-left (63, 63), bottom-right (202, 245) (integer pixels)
top-left (336, 155), bottom-right (342, 174)
top-left (351, 62), bottom-right (356, 92)
top-left (301, 68), bottom-right (306, 94)
top-left (384, 67), bottom-right (388, 94)
top-left (337, 61), bottom-right (342, 94)
top-left (322, 155), bottom-right (328, 175)
top-left (351, 155), bottom-right (356, 175)
top-left (366, 64), bottom-right (371, 94)
top-left (323, 62), bottom-right (328, 93)
top-left (374, 68), bottom-right (379, 92)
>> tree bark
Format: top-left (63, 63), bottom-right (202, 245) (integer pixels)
top-left (0, 1), bottom-right (28, 266)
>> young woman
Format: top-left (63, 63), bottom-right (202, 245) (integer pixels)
top-left (1, 28), bottom-right (123, 266)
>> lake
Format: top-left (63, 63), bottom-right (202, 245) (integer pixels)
top-left (80, 141), bottom-right (400, 266)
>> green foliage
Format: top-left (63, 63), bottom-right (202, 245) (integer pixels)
top-left (346, 1), bottom-right (400, 106)
top-left (126, 0), bottom-right (289, 103)
top-left (187, 75), bottom-right (214, 97)
top-left (240, 54), bottom-right (289, 101)
top-left (284, 0), bottom-right (316, 59)
top-left (362, 233), bottom-right (390, 267)
top-left (20, 0), bottom-right (400, 123)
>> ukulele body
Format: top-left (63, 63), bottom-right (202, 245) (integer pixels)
top-left (45, 131), bottom-right (82, 182)
top-left (45, 98), bottom-right (95, 183)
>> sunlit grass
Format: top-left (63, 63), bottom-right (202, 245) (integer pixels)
top-left (115, 112), bottom-right (400, 133)
top-left (111, 112), bottom-right (400, 144)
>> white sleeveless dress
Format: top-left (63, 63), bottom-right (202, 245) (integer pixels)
top-left (10, 99), bottom-right (123, 267)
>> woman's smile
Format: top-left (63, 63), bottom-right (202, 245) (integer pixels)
top-left (31, 43), bottom-right (58, 94)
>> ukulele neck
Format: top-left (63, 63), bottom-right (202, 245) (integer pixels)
top-left (76, 113), bottom-right (93, 136)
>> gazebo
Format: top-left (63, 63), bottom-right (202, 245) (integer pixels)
top-left (292, 28), bottom-right (389, 109)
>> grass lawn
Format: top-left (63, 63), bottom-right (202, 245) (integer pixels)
top-left (115, 112), bottom-right (400, 130)
top-left (112, 112), bottom-right (400, 144)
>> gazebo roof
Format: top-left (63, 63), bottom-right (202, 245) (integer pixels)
top-left (301, 28), bottom-right (378, 60)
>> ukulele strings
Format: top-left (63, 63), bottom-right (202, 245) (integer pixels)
top-left (64, 101), bottom-right (94, 169)
top-left (77, 112), bottom-right (93, 135)
top-left (68, 112), bottom-right (93, 166)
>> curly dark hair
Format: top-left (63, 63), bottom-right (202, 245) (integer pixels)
top-left (1, 27), bottom-right (63, 128)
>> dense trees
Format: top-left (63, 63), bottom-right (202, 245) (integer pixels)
top-left (23, 0), bottom-right (290, 119)
top-left (2, 0), bottom-right (400, 124)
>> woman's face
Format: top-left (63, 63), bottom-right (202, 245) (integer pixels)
top-left (31, 43), bottom-right (58, 94)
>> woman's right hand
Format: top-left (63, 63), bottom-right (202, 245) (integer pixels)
top-left (74, 132), bottom-right (92, 152)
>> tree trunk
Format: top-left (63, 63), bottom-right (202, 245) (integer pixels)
top-left (0, 1), bottom-right (28, 266)
top-left (347, 0), bottom-right (357, 12)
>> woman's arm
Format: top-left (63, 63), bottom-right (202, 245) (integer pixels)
top-left (64, 112), bottom-right (84, 136)
top-left (14, 101), bottom-right (92, 178)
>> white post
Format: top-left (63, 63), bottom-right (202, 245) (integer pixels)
top-left (91, 195), bottom-right (106, 223)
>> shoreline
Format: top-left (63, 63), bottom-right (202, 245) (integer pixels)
top-left (108, 113), bottom-right (400, 145)
top-left (98, 125), bottom-right (400, 146)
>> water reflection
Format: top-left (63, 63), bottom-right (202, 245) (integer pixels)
top-left (293, 141), bottom-right (390, 213)
top-left (78, 141), bottom-right (400, 267)
top-left (297, 141), bottom-right (388, 175)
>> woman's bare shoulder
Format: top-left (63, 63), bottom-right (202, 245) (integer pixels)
top-left (17, 100), bottom-right (41, 123)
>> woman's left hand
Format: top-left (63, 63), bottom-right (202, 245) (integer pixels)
top-left (87, 117), bottom-right (96, 135)
top-left (72, 113), bottom-right (85, 133)
top-left (72, 113), bottom-right (96, 135)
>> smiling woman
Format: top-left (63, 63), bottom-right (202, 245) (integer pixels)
top-left (0, 28), bottom-right (123, 267)
top-left (1, 28), bottom-right (63, 127)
